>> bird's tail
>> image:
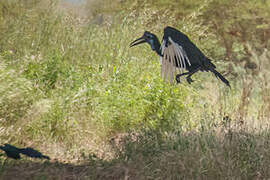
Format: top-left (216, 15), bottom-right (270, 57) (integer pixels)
top-left (211, 69), bottom-right (230, 87)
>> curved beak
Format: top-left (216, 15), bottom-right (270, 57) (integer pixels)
top-left (130, 36), bottom-right (146, 47)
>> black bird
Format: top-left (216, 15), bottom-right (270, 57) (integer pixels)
top-left (0, 144), bottom-right (50, 160)
top-left (0, 144), bottom-right (21, 159)
top-left (130, 26), bottom-right (230, 87)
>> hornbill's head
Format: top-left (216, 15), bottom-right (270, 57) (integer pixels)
top-left (130, 31), bottom-right (160, 51)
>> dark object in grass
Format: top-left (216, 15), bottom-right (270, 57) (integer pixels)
top-left (130, 26), bottom-right (230, 87)
top-left (0, 144), bottom-right (21, 159)
top-left (0, 144), bottom-right (50, 160)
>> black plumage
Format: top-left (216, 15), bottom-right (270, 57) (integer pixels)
top-left (130, 26), bottom-right (230, 87)
top-left (0, 144), bottom-right (21, 159)
top-left (0, 144), bottom-right (50, 160)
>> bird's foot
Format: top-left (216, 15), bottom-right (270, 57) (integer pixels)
top-left (186, 77), bottom-right (194, 84)
top-left (176, 76), bottom-right (181, 84)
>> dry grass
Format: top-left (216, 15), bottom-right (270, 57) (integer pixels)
top-left (1, 123), bottom-right (270, 179)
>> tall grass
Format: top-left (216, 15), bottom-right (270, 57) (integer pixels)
top-left (0, 0), bottom-right (270, 179)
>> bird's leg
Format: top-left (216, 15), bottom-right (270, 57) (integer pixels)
top-left (186, 68), bottom-right (200, 84)
top-left (186, 76), bottom-right (193, 84)
top-left (176, 68), bottom-right (200, 84)
top-left (176, 72), bottom-right (190, 83)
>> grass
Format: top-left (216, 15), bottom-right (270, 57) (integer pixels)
top-left (0, 0), bottom-right (270, 179)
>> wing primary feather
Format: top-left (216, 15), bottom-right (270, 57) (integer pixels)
top-left (162, 48), bottom-right (168, 82)
top-left (161, 40), bottom-right (166, 54)
top-left (168, 45), bottom-right (175, 83)
top-left (161, 52), bottom-right (165, 79)
top-left (165, 54), bottom-right (169, 83)
top-left (159, 56), bottom-right (162, 65)
top-left (162, 38), bottom-right (193, 84)
top-left (175, 45), bottom-right (185, 71)
top-left (174, 45), bottom-right (184, 72)
top-left (161, 40), bottom-right (166, 80)
top-left (169, 37), bottom-right (184, 73)
top-left (178, 45), bottom-right (191, 66)
top-left (172, 47), bottom-right (177, 81)
top-left (164, 46), bottom-right (170, 82)
top-left (174, 47), bottom-right (182, 73)
top-left (168, 37), bottom-right (192, 70)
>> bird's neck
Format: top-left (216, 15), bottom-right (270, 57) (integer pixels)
top-left (154, 41), bottom-right (162, 57)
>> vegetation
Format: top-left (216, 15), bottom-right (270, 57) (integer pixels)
top-left (0, 0), bottom-right (270, 179)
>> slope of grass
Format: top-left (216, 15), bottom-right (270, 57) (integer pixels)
top-left (0, 0), bottom-right (270, 179)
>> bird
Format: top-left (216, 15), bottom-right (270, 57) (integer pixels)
top-left (0, 144), bottom-right (21, 159)
top-left (130, 26), bottom-right (230, 87)
top-left (0, 144), bottom-right (50, 160)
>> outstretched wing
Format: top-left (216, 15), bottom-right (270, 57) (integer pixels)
top-left (160, 37), bottom-right (191, 84)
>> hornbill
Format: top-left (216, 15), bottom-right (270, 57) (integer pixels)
top-left (0, 144), bottom-right (50, 160)
top-left (130, 26), bottom-right (230, 87)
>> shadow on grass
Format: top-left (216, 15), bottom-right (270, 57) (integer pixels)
top-left (1, 128), bottom-right (270, 179)
top-left (0, 144), bottom-right (50, 160)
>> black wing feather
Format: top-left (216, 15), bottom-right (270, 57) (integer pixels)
top-left (163, 26), bottom-right (230, 87)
